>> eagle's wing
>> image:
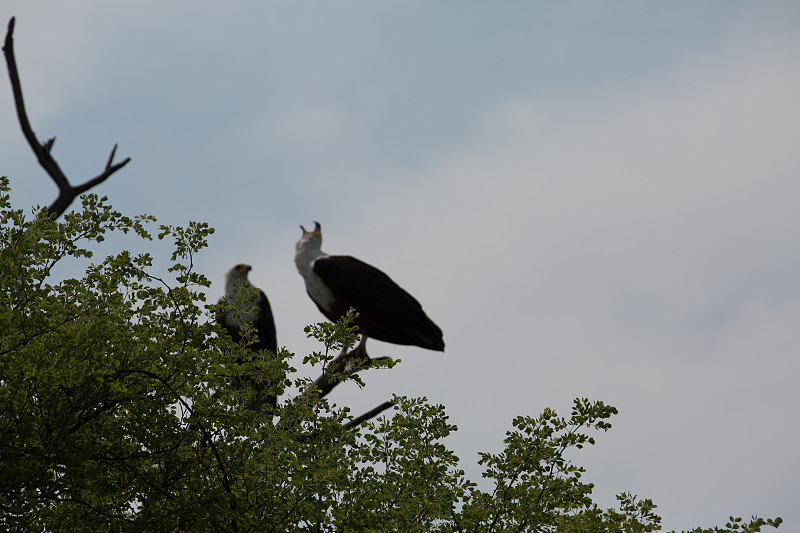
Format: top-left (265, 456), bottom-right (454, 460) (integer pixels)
top-left (256, 290), bottom-right (277, 354)
top-left (313, 255), bottom-right (444, 350)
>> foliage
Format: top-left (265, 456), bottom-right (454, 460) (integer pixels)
top-left (0, 177), bottom-right (782, 532)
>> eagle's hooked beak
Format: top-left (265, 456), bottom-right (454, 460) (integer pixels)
top-left (300, 221), bottom-right (322, 236)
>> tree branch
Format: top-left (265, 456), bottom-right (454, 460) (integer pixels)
top-left (3, 17), bottom-right (131, 219)
top-left (311, 342), bottom-right (381, 398)
top-left (277, 342), bottom-right (394, 431)
top-left (343, 400), bottom-right (394, 430)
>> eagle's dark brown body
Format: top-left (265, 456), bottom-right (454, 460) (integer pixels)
top-left (295, 223), bottom-right (444, 352)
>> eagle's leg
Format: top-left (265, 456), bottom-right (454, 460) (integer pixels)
top-left (339, 335), bottom-right (370, 374)
top-left (349, 335), bottom-right (369, 361)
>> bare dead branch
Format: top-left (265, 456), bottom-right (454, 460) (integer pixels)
top-left (3, 16), bottom-right (130, 219)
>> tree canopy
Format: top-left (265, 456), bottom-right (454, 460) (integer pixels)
top-left (0, 178), bottom-right (782, 532)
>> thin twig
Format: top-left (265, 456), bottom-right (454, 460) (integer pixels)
top-left (343, 401), bottom-right (394, 430)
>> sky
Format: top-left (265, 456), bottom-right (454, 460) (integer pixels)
top-left (2, 2), bottom-right (799, 530)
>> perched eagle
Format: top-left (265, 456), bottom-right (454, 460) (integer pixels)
top-left (294, 222), bottom-right (444, 354)
top-left (218, 264), bottom-right (277, 353)
top-left (217, 264), bottom-right (278, 409)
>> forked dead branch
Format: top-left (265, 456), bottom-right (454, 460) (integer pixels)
top-left (3, 17), bottom-right (130, 219)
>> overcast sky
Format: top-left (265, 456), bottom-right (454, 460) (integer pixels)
top-left (2, 2), bottom-right (799, 530)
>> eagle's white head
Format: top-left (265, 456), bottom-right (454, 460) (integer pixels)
top-left (295, 222), bottom-right (327, 276)
top-left (224, 263), bottom-right (253, 296)
top-left (220, 263), bottom-right (260, 326)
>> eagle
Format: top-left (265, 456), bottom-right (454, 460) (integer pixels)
top-left (294, 222), bottom-right (444, 355)
top-left (217, 264), bottom-right (278, 409)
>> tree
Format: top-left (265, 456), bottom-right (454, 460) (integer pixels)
top-left (0, 179), bottom-right (782, 532)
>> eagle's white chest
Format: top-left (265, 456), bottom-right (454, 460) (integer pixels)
top-left (295, 248), bottom-right (337, 314)
top-left (304, 261), bottom-right (337, 313)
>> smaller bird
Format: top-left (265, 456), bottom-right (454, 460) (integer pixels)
top-left (294, 222), bottom-right (444, 356)
top-left (217, 264), bottom-right (278, 409)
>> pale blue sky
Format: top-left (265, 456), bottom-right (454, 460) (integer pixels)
top-left (2, 2), bottom-right (799, 529)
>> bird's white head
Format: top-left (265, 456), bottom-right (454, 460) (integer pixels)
top-left (295, 221), bottom-right (326, 275)
top-left (224, 263), bottom-right (252, 296)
